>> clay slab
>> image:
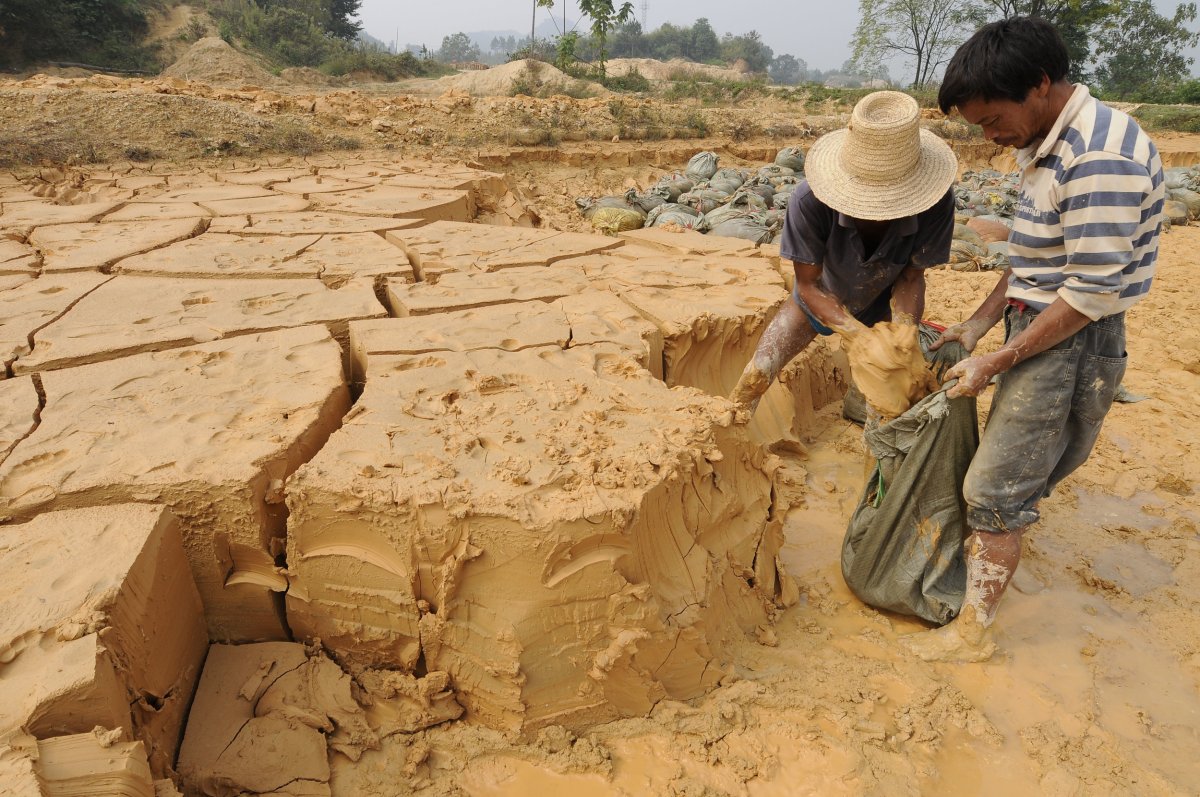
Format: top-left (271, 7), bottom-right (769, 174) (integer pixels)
top-left (31, 218), bottom-right (206, 273)
top-left (16, 276), bottom-right (384, 373)
top-left (100, 202), bottom-right (211, 222)
top-left (0, 504), bottom-right (207, 776)
top-left (0, 273), bottom-right (110, 371)
top-left (385, 264), bottom-right (590, 316)
top-left (0, 326), bottom-right (350, 642)
top-left (619, 226), bottom-right (765, 256)
top-left (0, 377), bottom-right (38, 464)
top-left (113, 232), bottom-right (320, 277)
top-left (0, 200), bottom-right (121, 233)
top-left (385, 220), bottom-right (621, 281)
top-left (209, 211), bottom-right (423, 235)
top-left (314, 185), bottom-right (472, 222)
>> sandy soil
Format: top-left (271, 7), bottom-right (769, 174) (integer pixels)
top-left (0, 66), bottom-right (1198, 796)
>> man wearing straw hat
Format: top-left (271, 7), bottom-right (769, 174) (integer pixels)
top-left (730, 90), bottom-right (957, 415)
top-left (903, 17), bottom-right (1164, 662)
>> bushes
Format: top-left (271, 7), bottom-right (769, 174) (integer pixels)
top-left (0, 0), bottom-right (161, 70)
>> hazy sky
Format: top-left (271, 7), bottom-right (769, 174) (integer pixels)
top-left (357, 0), bottom-right (1199, 77)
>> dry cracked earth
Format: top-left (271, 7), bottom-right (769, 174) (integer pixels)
top-left (0, 95), bottom-right (1199, 797)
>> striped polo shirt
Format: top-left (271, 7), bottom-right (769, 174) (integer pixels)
top-left (1007, 84), bottom-right (1164, 320)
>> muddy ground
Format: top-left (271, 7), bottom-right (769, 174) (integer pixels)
top-left (1, 70), bottom-right (1198, 796)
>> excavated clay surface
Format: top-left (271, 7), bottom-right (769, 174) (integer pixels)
top-left (579, 253), bottom-right (784, 292)
top-left (0, 377), bottom-right (38, 463)
top-left (15, 275), bottom-right (384, 373)
top-left (30, 218), bottom-right (207, 273)
top-left (0, 327), bottom-right (349, 642)
top-left (0, 239), bottom-right (40, 274)
top-left (101, 202), bottom-right (213, 222)
top-left (385, 220), bottom-right (622, 281)
top-left (0, 273), bottom-right (110, 370)
top-left (0, 200), bottom-right (121, 234)
top-left (285, 346), bottom-right (786, 734)
top-left (0, 504), bottom-right (207, 777)
top-left (385, 264), bottom-right (591, 315)
top-left (619, 226), bottom-right (764, 256)
top-left (208, 211), bottom-right (423, 235)
top-left (349, 291), bottom-right (663, 382)
top-left (313, 185), bottom-right (473, 221)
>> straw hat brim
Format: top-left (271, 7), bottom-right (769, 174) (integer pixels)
top-left (805, 127), bottom-right (958, 221)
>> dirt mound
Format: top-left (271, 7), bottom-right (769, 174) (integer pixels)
top-left (161, 36), bottom-right (280, 87)
top-left (606, 57), bottom-right (751, 82)
top-left (432, 59), bottom-right (607, 97)
top-left (279, 67), bottom-right (346, 87)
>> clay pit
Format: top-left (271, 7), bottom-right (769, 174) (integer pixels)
top-left (2, 75), bottom-right (1200, 797)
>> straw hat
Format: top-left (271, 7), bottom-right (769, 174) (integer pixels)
top-left (805, 91), bottom-right (957, 221)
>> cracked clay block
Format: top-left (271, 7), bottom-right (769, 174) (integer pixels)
top-left (285, 346), bottom-right (788, 734)
top-left (15, 275), bottom-right (384, 374)
top-left (0, 505), bottom-right (208, 777)
top-left (312, 185), bottom-right (473, 223)
top-left (385, 264), bottom-right (590, 316)
top-left (0, 377), bottom-right (38, 463)
top-left (34, 732), bottom-right (156, 797)
top-left (208, 211), bottom-right (423, 236)
top-left (348, 291), bottom-right (662, 382)
top-left (0, 326), bottom-right (350, 642)
top-left (0, 273), bottom-right (110, 372)
top-left (0, 201), bottom-right (121, 236)
top-left (0, 239), bottom-right (40, 275)
top-left (30, 218), bottom-right (207, 273)
top-left (618, 226), bottom-right (765, 257)
top-left (384, 221), bottom-right (621, 281)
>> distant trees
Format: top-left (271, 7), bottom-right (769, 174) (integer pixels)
top-left (719, 30), bottom-right (773, 72)
top-left (1092, 1), bottom-right (1199, 99)
top-left (769, 54), bottom-right (808, 85)
top-left (437, 32), bottom-right (482, 63)
top-left (849, 0), bottom-right (966, 88)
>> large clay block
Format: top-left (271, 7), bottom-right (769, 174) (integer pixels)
top-left (220, 168), bottom-right (312, 186)
top-left (0, 327), bottom-right (350, 642)
top-left (381, 166), bottom-right (507, 194)
top-left (0, 505), bottom-right (208, 777)
top-left (0, 274), bottom-right (110, 372)
top-left (270, 175), bottom-right (371, 195)
top-left (289, 232), bottom-right (414, 284)
top-left (618, 226), bottom-right (765, 257)
top-left (385, 221), bottom-right (621, 281)
top-left (349, 291), bottom-right (662, 383)
top-left (285, 347), bottom-right (787, 734)
top-left (177, 643), bottom-right (385, 797)
top-left (147, 184), bottom-right (275, 204)
top-left (314, 185), bottom-right (472, 222)
top-left (30, 218), bottom-right (206, 273)
top-left (385, 265), bottom-right (590, 316)
top-left (581, 254), bottom-right (785, 292)
top-left (0, 201), bottom-right (121, 234)
top-left (209, 211), bottom-right (423, 236)
top-left (16, 276), bottom-right (384, 373)
top-left (35, 732), bottom-right (156, 797)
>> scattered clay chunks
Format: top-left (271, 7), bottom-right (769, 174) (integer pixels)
top-left (0, 505), bottom-right (208, 778)
top-left (285, 346), bottom-right (787, 734)
top-left (0, 326), bottom-right (350, 642)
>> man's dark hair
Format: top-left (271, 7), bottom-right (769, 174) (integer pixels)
top-left (938, 16), bottom-right (1070, 113)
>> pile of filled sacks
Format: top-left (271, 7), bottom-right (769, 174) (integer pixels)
top-left (948, 169), bottom-right (1018, 272)
top-left (576, 148), bottom-right (805, 244)
top-left (1163, 165), bottom-right (1200, 225)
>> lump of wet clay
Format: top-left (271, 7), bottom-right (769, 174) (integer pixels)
top-left (845, 322), bottom-right (939, 419)
top-left (0, 505), bottom-right (208, 778)
top-left (177, 642), bottom-right (388, 797)
top-left (285, 346), bottom-right (789, 734)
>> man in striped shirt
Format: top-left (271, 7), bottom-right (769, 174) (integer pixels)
top-left (904, 16), bottom-right (1164, 662)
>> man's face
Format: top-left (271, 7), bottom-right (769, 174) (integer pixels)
top-left (957, 76), bottom-right (1054, 150)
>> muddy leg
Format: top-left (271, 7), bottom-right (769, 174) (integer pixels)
top-left (901, 528), bottom-right (1023, 662)
top-left (730, 299), bottom-right (818, 416)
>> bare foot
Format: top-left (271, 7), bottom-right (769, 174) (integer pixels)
top-left (901, 608), bottom-right (997, 663)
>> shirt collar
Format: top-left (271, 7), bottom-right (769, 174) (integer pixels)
top-left (835, 211), bottom-right (919, 237)
top-left (1016, 83), bottom-right (1092, 169)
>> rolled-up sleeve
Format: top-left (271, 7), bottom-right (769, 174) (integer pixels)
top-left (1056, 152), bottom-right (1154, 320)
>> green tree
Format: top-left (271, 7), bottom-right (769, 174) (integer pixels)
top-left (689, 18), bottom-right (721, 62)
top-left (609, 19), bottom-right (645, 56)
top-left (578, 0), bottom-right (635, 74)
top-left (849, 0), bottom-right (966, 88)
top-left (437, 32), bottom-right (482, 63)
top-left (1093, 1), bottom-right (1198, 99)
top-left (719, 30), bottom-right (774, 72)
top-left (960, 0), bottom-right (1121, 81)
top-left (769, 53), bottom-right (807, 85)
top-left (325, 0), bottom-right (362, 40)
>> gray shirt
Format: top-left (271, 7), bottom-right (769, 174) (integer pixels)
top-left (780, 181), bottom-right (954, 322)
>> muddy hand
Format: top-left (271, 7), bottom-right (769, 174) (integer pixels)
top-left (930, 318), bottom-right (992, 352)
top-left (944, 354), bottom-right (996, 398)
